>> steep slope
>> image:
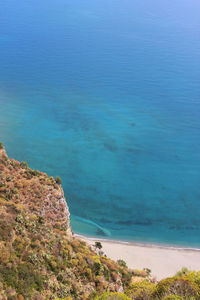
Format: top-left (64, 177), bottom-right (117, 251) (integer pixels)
top-left (0, 144), bottom-right (71, 234)
top-left (0, 144), bottom-right (138, 299)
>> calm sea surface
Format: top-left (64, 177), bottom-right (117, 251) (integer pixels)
top-left (0, 0), bottom-right (200, 246)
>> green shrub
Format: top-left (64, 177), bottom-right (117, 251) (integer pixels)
top-left (93, 262), bottom-right (103, 276)
top-left (163, 295), bottom-right (184, 300)
top-left (117, 259), bottom-right (127, 268)
top-left (55, 176), bottom-right (62, 185)
top-left (143, 268), bottom-right (151, 275)
top-left (152, 276), bottom-right (200, 299)
top-left (17, 264), bottom-right (44, 295)
top-left (125, 281), bottom-right (155, 300)
top-left (0, 263), bottom-right (45, 297)
top-left (0, 265), bottom-right (17, 288)
top-left (0, 142), bottom-right (3, 149)
top-left (95, 292), bottom-right (131, 300)
top-left (176, 267), bottom-right (190, 277)
top-left (25, 169), bottom-right (40, 177)
top-left (180, 270), bottom-right (200, 289)
top-left (20, 161), bottom-right (28, 168)
top-left (38, 215), bottom-right (45, 224)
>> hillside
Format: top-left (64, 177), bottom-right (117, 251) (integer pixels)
top-left (0, 143), bottom-right (145, 299)
top-left (0, 142), bottom-right (200, 300)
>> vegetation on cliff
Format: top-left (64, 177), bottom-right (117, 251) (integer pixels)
top-left (0, 142), bottom-right (200, 299)
top-left (0, 144), bottom-right (148, 299)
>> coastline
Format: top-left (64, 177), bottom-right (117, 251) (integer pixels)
top-left (75, 234), bottom-right (200, 280)
top-left (75, 234), bottom-right (200, 251)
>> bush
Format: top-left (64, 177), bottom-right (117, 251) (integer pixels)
top-left (152, 276), bottom-right (200, 299)
top-left (0, 265), bottom-right (17, 287)
top-left (125, 281), bottom-right (155, 300)
top-left (0, 142), bottom-right (3, 149)
top-left (117, 259), bottom-right (127, 268)
top-left (20, 161), bottom-right (28, 168)
top-left (95, 292), bottom-right (131, 300)
top-left (163, 296), bottom-right (184, 300)
top-left (0, 262), bottom-right (45, 297)
top-left (143, 268), bottom-right (151, 275)
top-left (176, 267), bottom-right (190, 277)
top-left (55, 176), bottom-right (62, 185)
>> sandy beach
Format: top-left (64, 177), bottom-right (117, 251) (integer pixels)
top-left (79, 236), bottom-right (200, 280)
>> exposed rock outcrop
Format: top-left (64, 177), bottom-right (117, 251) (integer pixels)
top-left (0, 145), bottom-right (71, 234)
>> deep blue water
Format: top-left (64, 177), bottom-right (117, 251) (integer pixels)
top-left (0, 0), bottom-right (200, 246)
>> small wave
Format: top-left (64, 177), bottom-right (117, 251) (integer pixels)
top-left (73, 215), bottom-right (111, 237)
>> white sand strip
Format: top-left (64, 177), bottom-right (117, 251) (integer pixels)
top-left (79, 236), bottom-right (200, 280)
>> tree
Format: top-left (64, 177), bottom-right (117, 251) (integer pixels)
top-left (95, 242), bottom-right (102, 250)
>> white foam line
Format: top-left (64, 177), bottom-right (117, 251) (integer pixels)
top-left (75, 234), bottom-right (200, 252)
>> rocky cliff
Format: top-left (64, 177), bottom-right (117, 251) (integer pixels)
top-left (0, 145), bottom-right (71, 235)
top-left (0, 144), bottom-right (136, 299)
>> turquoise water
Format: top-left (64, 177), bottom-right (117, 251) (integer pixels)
top-left (0, 0), bottom-right (200, 246)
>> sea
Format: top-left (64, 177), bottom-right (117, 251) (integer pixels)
top-left (0, 0), bottom-right (200, 247)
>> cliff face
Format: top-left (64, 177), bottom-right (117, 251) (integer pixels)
top-left (0, 146), bottom-right (71, 235)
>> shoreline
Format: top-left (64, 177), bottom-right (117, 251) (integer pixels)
top-left (75, 234), bottom-right (200, 280)
top-left (75, 233), bottom-right (200, 252)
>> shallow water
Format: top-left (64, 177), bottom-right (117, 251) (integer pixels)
top-left (0, 0), bottom-right (200, 246)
